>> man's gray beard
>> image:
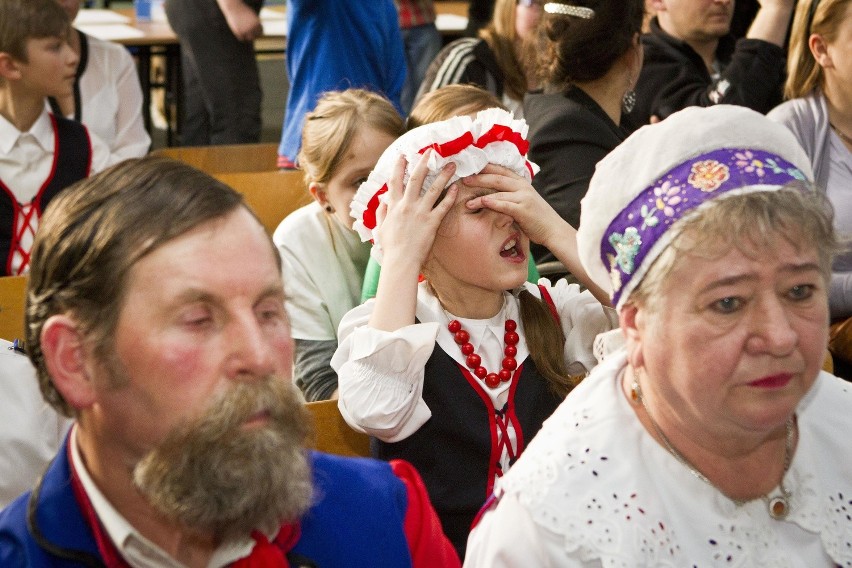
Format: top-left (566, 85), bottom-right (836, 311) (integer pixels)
top-left (131, 377), bottom-right (314, 542)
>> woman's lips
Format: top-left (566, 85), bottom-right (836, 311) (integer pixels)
top-left (747, 374), bottom-right (793, 389)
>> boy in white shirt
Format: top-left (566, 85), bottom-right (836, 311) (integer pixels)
top-left (0, 0), bottom-right (108, 276)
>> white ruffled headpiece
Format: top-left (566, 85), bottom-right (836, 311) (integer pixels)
top-left (350, 108), bottom-right (539, 245)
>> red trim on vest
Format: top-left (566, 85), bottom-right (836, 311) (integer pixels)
top-left (537, 284), bottom-right (559, 322)
top-left (1, 115), bottom-right (63, 275)
top-left (457, 363), bottom-right (524, 497)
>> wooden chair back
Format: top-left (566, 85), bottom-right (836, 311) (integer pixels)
top-left (0, 275), bottom-right (27, 341)
top-left (304, 399), bottom-right (371, 457)
top-left (214, 170), bottom-right (312, 235)
top-left (152, 142), bottom-right (279, 174)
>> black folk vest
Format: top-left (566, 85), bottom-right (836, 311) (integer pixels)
top-left (0, 115), bottom-right (91, 275)
top-left (373, 286), bottom-right (564, 559)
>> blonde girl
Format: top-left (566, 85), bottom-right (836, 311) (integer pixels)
top-left (273, 89), bottom-right (404, 401)
top-left (332, 109), bottom-right (616, 558)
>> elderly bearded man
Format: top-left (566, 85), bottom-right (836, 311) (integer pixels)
top-left (0, 157), bottom-right (460, 568)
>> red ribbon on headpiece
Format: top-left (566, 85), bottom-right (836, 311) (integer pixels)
top-left (361, 123), bottom-right (531, 234)
top-left (417, 131), bottom-right (475, 157)
top-left (474, 124), bottom-right (530, 155)
top-left (362, 184), bottom-right (388, 230)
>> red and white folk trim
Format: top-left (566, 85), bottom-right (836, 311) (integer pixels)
top-left (350, 108), bottom-right (540, 248)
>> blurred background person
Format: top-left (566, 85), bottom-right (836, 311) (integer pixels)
top-left (625, 0), bottom-right (793, 129)
top-left (769, 0), bottom-right (852, 378)
top-left (525, 0), bottom-right (644, 269)
top-left (276, 0), bottom-right (405, 169)
top-left (396, 0), bottom-right (442, 115)
top-left (54, 0), bottom-right (150, 163)
top-left (416, 0), bottom-right (541, 117)
top-left (165, 0), bottom-right (264, 145)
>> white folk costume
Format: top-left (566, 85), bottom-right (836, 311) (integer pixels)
top-left (334, 109), bottom-right (617, 558)
top-left (465, 105), bottom-right (852, 566)
top-left (273, 201), bottom-right (371, 401)
top-left (465, 351), bottom-right (852, 567)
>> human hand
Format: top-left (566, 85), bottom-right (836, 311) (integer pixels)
top-left (219, 0), bottom-right (263, 41)
top-left (377, 150), bottom-right (458, 272)
top-left (462, 164), bottom-right (566, 248)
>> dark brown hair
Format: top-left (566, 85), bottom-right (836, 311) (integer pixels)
top-left (479, 0), bottom-right (530, 101)
top-left (537, 0), bottom-right (644, 88)
top-left (0, 0), bottom-right (70, 61)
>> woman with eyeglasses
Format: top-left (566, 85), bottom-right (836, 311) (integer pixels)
top-left (415, 0), bottom-right (542, 117)
top-left (768, 0), bottom-right (852, 378)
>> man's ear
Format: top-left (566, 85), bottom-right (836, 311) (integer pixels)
top-left (0, 52), bottom-right (22, 81)
top-left (809, 33), bottom-right (833, 69)
top-left (40, 315), bottom-right (97, 411)
top-left (619, 303), bottom-right (646, 369)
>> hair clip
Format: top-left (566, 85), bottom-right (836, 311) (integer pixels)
top-left (543, 3), bottom-right (595, 18)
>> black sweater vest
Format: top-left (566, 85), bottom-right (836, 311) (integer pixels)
top-left (373, 339), bottom-right (563, 559)
top-left (0, 115), bottom-right (91, 275)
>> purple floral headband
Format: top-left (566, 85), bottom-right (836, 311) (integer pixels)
top-left (603, 147), bottom-right (807, 307)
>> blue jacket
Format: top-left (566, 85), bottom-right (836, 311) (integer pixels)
top-left (0, 443), bottom-right (415, 567)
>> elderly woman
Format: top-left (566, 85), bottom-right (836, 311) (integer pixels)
top-left (463, 105), bottom-right (852, 566)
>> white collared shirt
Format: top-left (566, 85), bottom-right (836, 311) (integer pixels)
top-left (50, 31), bottom-right (150, 164)
top-left (69, 428), bottom-right (261, 568)
top-left (0, 107), bottom-right (110, 274)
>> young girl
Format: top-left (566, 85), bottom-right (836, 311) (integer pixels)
top-left (272, 89), bottom-right (405, 402)
top-left (332, 108), bottom-right (617, 559)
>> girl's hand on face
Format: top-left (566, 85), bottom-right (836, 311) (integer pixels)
top-left (463, 164), bottom-right (569, 246)
top-left (377, 150), bottom-right (458, 269)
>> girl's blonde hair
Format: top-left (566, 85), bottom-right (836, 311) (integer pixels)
top-left (297, 89), bottom-right (405, 187)
top-left (785, 0), bottom-right (851, 99)
top-left (407, 84), bottom-right (505, 129)
top-left (479, 0), bottom-right (529, 102)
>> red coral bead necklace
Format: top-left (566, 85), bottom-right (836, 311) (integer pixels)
top-left (447, 318), bottom-right (519, 389)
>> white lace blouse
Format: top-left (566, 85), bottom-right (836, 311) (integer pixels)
top-left (464, 350), bottom-right (852, 567)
